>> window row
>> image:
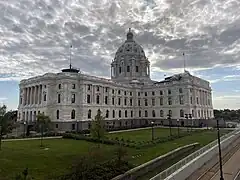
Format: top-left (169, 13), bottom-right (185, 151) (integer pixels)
top-left (56, 110), bottom-right (75, 119)
top-left (58, 83), bottom-right (76, 89)
top-left (86, 85), bottom-right (184, 96)
top-left (86, 95), bottom-right (185, 106)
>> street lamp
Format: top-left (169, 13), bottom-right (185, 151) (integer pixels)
top-left (167, 114), bottom-right (172, 136)
top-left (217, 119), bottom-right (224, 180)
top-left (23, 121), bottom-right (26, 137)
top-left (189, 114), bottom-right (192, 132)
top-left (151, 121), bottom-right (154, 141)
top-left (185, 114), bottom-right (189, 132)
top-left (76, 120), bottom-right (79, 133)
top-left (177, 119), bottom-right (180, 137)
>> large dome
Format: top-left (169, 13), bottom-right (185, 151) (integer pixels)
top-left (115, 29), bottom-right (146, 59)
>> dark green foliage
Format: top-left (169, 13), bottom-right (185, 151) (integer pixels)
top-left (90, 109), bottom-right (106, 141)
top-left (15, 168), bottom-right (33, 180)
top-left (57, 146), bottom-right (133, 180)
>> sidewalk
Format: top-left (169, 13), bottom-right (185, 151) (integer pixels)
top-left (2, 136), bottom-right (62, 142)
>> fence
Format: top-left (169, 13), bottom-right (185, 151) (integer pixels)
top-left (150, 128), bottom-right (240, 180)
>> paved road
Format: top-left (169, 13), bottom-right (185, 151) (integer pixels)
top-left (211, 148), bottom-right (240, 180)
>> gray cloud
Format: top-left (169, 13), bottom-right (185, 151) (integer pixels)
top-left (1, 0), bottom-right (240, 81)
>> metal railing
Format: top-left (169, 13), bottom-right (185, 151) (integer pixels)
top-left (150, 128), bottom-right (240, 180)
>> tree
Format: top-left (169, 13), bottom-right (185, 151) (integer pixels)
top-left (0, 105), bottom-right (13, 150)
top-left (90, 109), bottom-right (106, 142)
top-left (36, 113), bottom-right (51, 147)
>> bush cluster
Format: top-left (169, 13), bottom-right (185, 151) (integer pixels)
top-left (2, 132), bottom-right (63, 140)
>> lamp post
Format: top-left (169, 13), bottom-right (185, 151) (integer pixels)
top-left (217, 119), bottom-right (224, 180)
top-left (151, 121), bottom-right (154, 141)
top-left (76, 120), bottom-right (79, 133)
top-left (185, 114), bottom-right (189, 132)
top-left (23, 121), bottom-right (26, 138)
top-left (167, 114), bottom-right (172, 136)
top-left (177, 119), bottom-right (180, 137)
top-left (189, 114), bottom-right (192, 133)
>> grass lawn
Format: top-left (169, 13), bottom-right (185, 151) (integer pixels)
top-left (107, 127), bottom-right (180, 142)
top-left (0, 128), bottom-right (231, 180)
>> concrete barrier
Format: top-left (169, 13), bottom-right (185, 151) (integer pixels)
top-left (111, 143), bottom-right (199, 180)
top-left (150, 129), bottom-right (240, 180)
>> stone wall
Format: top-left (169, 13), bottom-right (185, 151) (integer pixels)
top-left (111, 143), bottom-right (199, 180)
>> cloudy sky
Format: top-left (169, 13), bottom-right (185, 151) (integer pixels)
top-left (1, 0), bottom-right (240, 110)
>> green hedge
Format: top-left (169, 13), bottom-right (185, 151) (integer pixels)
top-left (62, 130), bottom-right (202, 149)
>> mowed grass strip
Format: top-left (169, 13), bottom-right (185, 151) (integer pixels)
top-left (0, 139), bottom-right (111, 180)
top-left (108, 127), bottom-right (180, 142)
top-left (0, 129), bottom-right (231, 180)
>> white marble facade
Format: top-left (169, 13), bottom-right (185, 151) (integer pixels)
top-left (17, 30), bottom-right (214, 131)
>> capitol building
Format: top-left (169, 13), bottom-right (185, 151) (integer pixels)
top-left (17, 29), bottom-right (214, 131)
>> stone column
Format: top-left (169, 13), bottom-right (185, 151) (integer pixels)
top-left (36, 85), bottom-right (38, 104)
top-left (28, 87), bottom-right (30, 105)
top-left (39, 85), bottom-right (42, 104)
top-left (24, 88), bottom-right (27, 105)
top-left (34, 86), bottom-right (36, 104)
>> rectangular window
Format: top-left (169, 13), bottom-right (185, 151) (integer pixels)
top-left (124, 91), bottom-right (127, 95)
top-left (145, 92), bottom-right (148, 96)
top-left (145, 99), bottom-right (148, 106)
top-left (168, 89), bottom-right (171, 95)
top-left (179, 88), bottom-right (183, 93)
top-left (118, 90), bottom-right (121, 95)
top-left (72, 84), bottom-right (76, 89)
top-left (72, 124), bottom-right (75, 130)
top-left (112, 89), bottom-right (114, 94)
top-left (118, 98), bottom-right (121, 105)
top-left (160, 90), bottom-right (163, 95)
top-left (152, 91), bottom-right (155, 96)
top-left (58, 94), bottom-right (61, 103)
top-left (58, 84), bottom-right (61, 89)
top-left (160, 97), bottom-right (163, 105)
top-left (105, 96), bottom-right (108, 105)
top-left (139, 110), bottom-right (141, 117)
top-left (124, 98), bottom-right (127, 105)
top-left (105, 87), bottom-right (108, 92)
top-left (130, 99), bottom-right (133, 106)
top-left (179, 95), bottom-right (184, 105)
top-left (96, 96), bottom-right (100, 104)
top-left (44, 94), bottom-right (46, 101)
top-left (168, 97), bottom-right (172, 105)
top-left (131, 111), bottom-right (133, 117)
top-left (112, 97), bottom-right (115, 105)
top-left (96, 86), bottom-right (100, 91)
top-left (119, 67), bottom-right (122, 73)
top-left (190, 96), bottom-right (193, 104)
top-left (152, 99), bottom-right (155, 106)
top-left (56, 124), bottom-right (58, 128)
top-left (138, 99), bottom-right (141, 106)
top-left (87, 85), bottom-right (91, 90)
top-left (87, 94), bottom-right (91, 103)
top-left (197, 97), bottom-right (199, 104)
top-left (130, 92), bottom-right (132, 96)
top-left (127, 66), bottom-right (130, 72)
top-left (71, 94), bottom-right (75, 103)
top-left (138, 92), bottom-right (141, 96)
top-left (136, 66), bottom-right (139, 72)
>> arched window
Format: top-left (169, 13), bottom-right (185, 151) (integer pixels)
top-left (112, 110), bottom-right (115, 118)
top-left (180, 109), bottom-right (184, 117)
top-left (145, 110), bottom-right (148, 117)
top-left (119, 110), bottom-right (121, 118)
top-left (88, 109), bottom-right (91, 119)
top-left (125, 110), bottom-right (128, 117)
top-left (160, 110), bottom-right (164, 117)
top-left (152, 110), bottom-right (156, 117)
top-left (106, 110), bottom-right (109, 118)
top-left (56, 110), bottom-right (59, 119)
top-left (71, 110), bottom-right (75, 119)
top-left (96, 95), bottom-right (100, 104)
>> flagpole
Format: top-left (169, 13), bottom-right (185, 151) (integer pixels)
top-left (183, 52), bottom-right (186, 72)
top-left (70, 45), bottom-right (72, 69)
